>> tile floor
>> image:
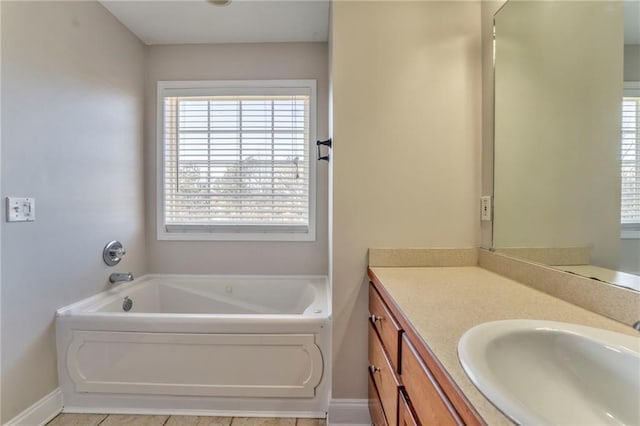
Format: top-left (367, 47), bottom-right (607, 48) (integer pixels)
top-left (47, 414), bottom-right (326, 426)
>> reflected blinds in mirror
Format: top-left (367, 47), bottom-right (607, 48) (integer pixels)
top-left (622, 85), bottom-right (640, 225)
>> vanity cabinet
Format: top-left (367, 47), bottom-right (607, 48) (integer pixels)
top-left (369, 284), bottom-right (402, 370)
top-left (401, 335), bottom-right (460, 425)
top-left (369, 322), bottom-right (400, 424)
top-left (399, 390), bottom-right (419, 426)
top-left (368, 273), bottom-right (485, 426)
top-left (368, 371), bottom-right (388, 426)
top-left (368, 285), bottom-right (402, 425)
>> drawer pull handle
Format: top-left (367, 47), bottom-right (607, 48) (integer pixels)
top-left (370, 314), bottom-right (383, 323)
top-left (369, 365), bottom-right (381, 373)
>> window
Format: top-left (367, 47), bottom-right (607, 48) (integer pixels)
top-left (157, 80), bottom-right (316, 241)
top-left (622, 82), bottom-right (640, 238)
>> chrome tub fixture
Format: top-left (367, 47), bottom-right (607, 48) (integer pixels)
top-left (109, 272), bottom-right (134, 284)
top-left (103, 241), bottom-right (126, 266)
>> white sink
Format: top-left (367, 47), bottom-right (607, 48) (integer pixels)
top-left (458, 320), bottom-right (640, 425)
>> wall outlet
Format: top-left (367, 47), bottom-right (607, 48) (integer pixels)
top-left (480, 196), bottom-right (492, 221)
top-left (6, 197), bottom-right (36, 222)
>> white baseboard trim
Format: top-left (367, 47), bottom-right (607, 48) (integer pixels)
top-left (327, 399), bottom-right (370, 426)
top-left (5, 388), bottom-right (63, 426)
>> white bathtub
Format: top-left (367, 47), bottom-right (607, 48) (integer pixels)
top-left (56, 274), bottom-right (331, 417)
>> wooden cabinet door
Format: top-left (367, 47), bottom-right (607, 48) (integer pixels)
top-left (399, 390), bottom-right (420, 426)
top-left (369, 370), bottom-right (389, 426)
top-left (369, 284), bottom-right (402, 372)
top-left (401, 335), bottom-right (462, 426)
top-left (369, 323), bottom-right (400, 426)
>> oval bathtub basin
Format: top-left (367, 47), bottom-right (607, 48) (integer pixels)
top-left (458, 320), bottom-right (640, 426)
top-left (55, 274), bottom-right (330, 417)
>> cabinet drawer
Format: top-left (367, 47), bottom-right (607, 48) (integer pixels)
top-left (369, 322), bottom-right (400, 426)
top-left (399, 390), bottom-right (420, 426)
top-left (369, 370), bottom-right (389, 426)
top-left (369, 284), bottom-right (402, 372)
top-left (401, 335), bottom-right (462, 426)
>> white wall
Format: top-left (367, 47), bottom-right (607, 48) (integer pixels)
top-left (145, 43), bottom-right (329, 275)
top-left (330, 1), bottom-right (481, 399)
top-left (492, 1), bottom-right (623, 270)
top-left (0, 1), bottom-right (147, 421)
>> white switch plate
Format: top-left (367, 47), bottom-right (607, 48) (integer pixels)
top-left (480, 195), bottom-right (492, 221)
top-left (6, 197), bottom-right (35, 222)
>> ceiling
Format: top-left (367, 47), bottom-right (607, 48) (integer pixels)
top-left (101, 0), bottom-right (637, 47)
top-left (99, 0), bottom-right (330, 45)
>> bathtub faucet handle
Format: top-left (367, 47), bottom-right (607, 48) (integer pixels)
top-left (109, 272), bottom-right (134, 284)
top-left (103, 241), bottom-right (126, 266)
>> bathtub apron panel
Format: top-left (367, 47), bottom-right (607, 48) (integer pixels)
top-left (67, 331), bottom-right (323, 397)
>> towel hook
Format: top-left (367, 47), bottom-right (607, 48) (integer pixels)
top-left (316, 138), bottom-right (332, 162)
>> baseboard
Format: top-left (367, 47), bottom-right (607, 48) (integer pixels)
top-left (327, 399), bottom-right (370, 426)
top-left (5, 388), bottom-right (63, 426)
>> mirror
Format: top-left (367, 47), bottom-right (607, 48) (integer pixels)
top-left (493, 0), bottom-right (639, 291)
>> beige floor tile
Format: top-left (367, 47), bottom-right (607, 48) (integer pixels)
top-left (295, 419), bottom-right (326, 426)
top-left (166, 416), bottom-right (233, 426)
top-left (46, 414), bottom-right (321, 426)
top-left (47, 413), bottom-right (108, 426)
top-left (100, 414), bottom-right (169, 426)
top-left (230, 418), bottom-right (296, 426)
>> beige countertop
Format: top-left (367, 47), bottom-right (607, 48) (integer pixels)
top-left (369, 266), bottom-right (638, 425)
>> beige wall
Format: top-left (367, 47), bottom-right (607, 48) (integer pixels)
top-left (492, 1), bottom-right (623, 270)
top-left (330, 1), bottom-right (481, 398)
top-left (145, 43), bottom-right (329, 275)
top-left (0, 1), bottom-right (147, 422)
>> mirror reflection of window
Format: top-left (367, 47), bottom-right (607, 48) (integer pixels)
top-left (622, 82), bottom-right (640, 238)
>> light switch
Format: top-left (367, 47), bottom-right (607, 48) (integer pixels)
top-left (480, 195), bottom-right (492, 221)
top-left (6, 197), bottom-right (35, 222)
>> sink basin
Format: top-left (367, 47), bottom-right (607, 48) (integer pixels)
top-left (458, 320), bottom-right (640, 425)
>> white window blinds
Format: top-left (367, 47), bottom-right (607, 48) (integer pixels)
top-left (622, 92), bottom-right (640, 225)
top-left (159, 81), bottom-right (315, 240)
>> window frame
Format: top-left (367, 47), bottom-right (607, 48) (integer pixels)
top-left (621, 81), bottom-right (640, 240)
top-left (156, 80), bottom-right (317, 242)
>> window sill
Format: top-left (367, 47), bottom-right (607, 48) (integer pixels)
top-left (621, 223), bottom-right (640, 240)
top-left (157, 228), bottom-right (316, 242)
